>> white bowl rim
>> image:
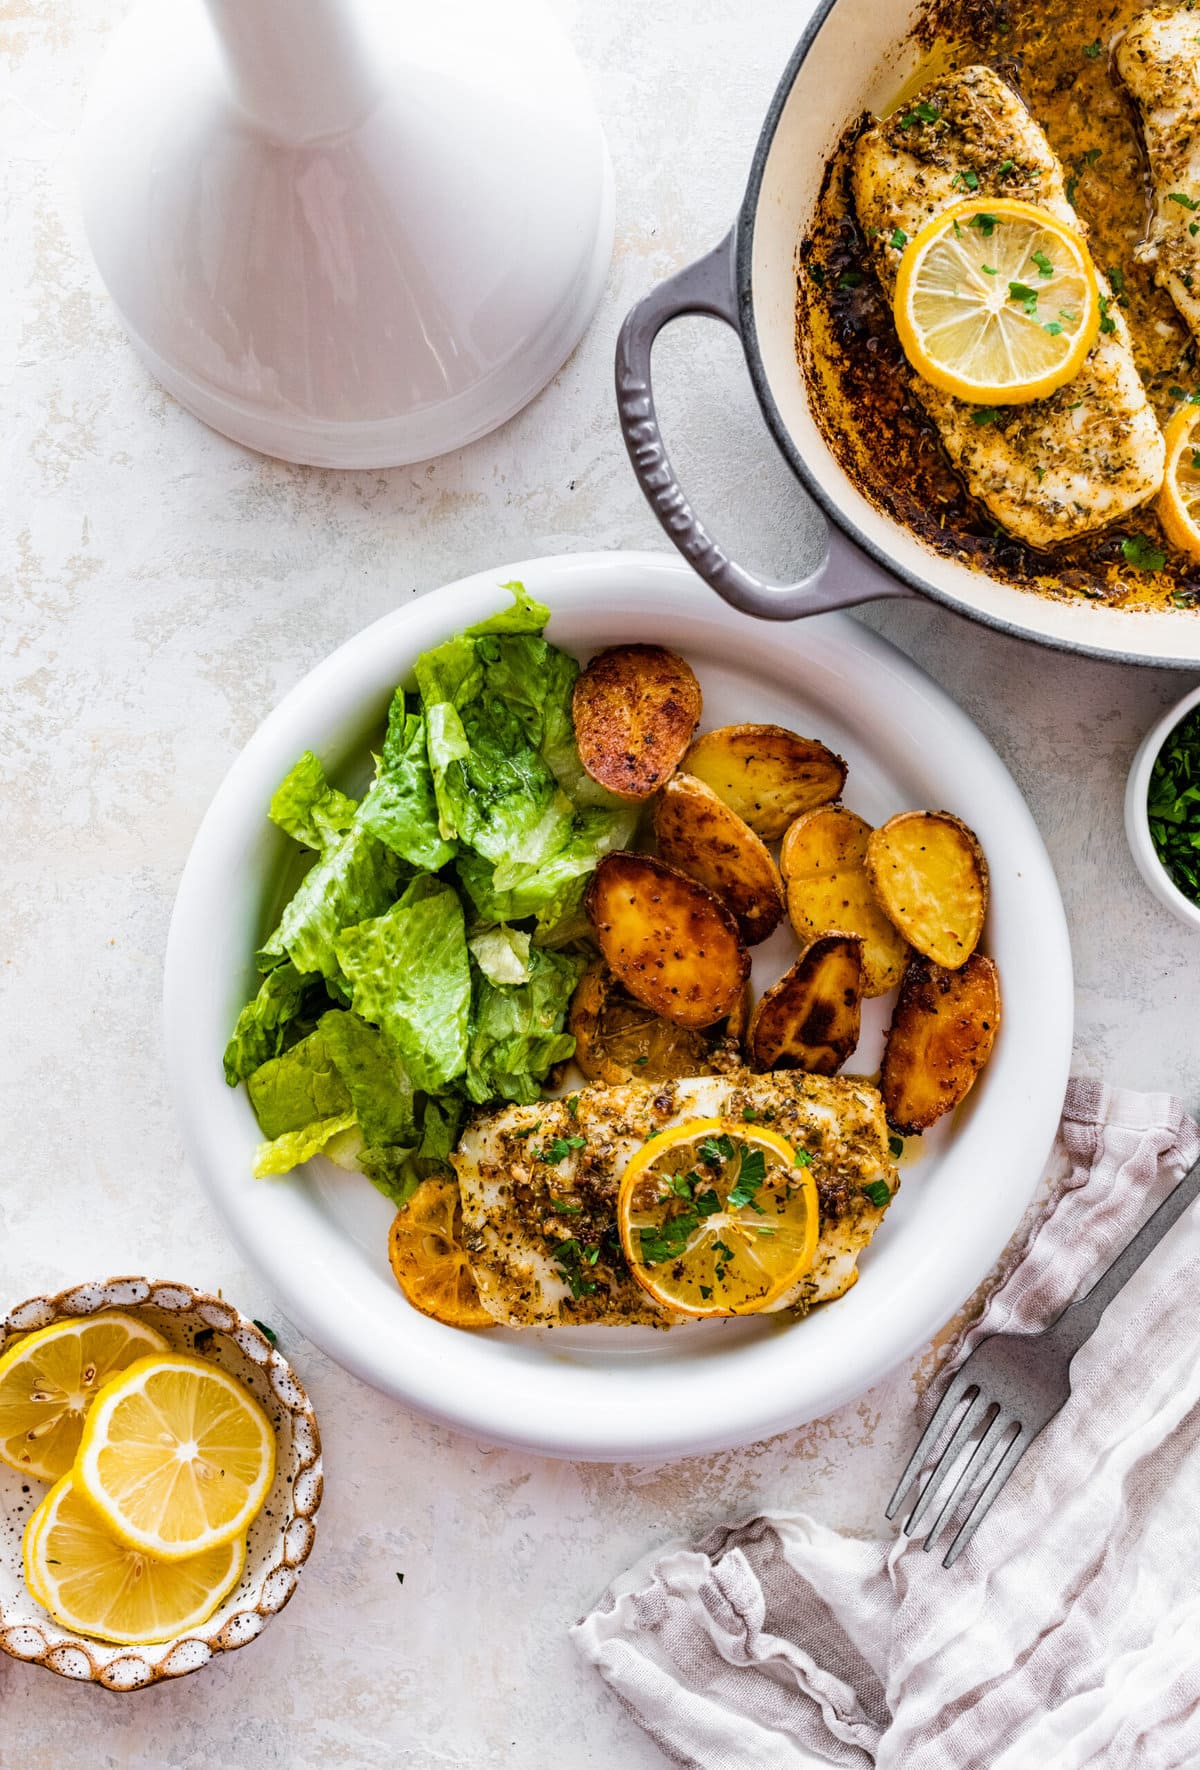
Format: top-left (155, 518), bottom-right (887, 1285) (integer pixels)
top-left (1125, 681), bottom-right (1200, 933)
top-left (163, 548), bottom-right (1075, 1461)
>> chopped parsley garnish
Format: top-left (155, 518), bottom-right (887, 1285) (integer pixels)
top-left (1109, 265), bottom-right (1125, 296)
top-left (1066, 177), bottom-right (1078, 208)
top-left (1083, 37), bottom-right (1103, 57)
top-left (1084, 148), bottom-right (1102, 166)
top-left (550, 1198), bottom-right (582, 1214)
top-left (1148, 703), bottom-right (1200, 904)
top-left (514, 1120), bottom-right (542, 1139)
top-left (1035, 465), bottom-right (1046, 482)
top-left (1098, 295), bottom-right (1116, 335)
top-left (951, 168), bottom-right (980, 192)
top-left (742, 1107), bottom-right (757, 1121)
top-left (1121, 533), bottom-right (1166, 572)
top-left (700, 1134), bottom-right (735, 1164)
top-left (996, 158), bottom-right (1015, 176)
top-left (1031, 249), bottom-right (1054, 278)
top-left (1008, 280), bottom-right (1039, 315)
top-left (863, 1180), bottom-right (893, 1207)
top-left (1171, 386), bottom-right (1187, 400)
top-left (566, 1096), bottom-right (579, 1118)
top-left (536, 1135), bottom-right (587, 1163)
top-left (889, 1135), bottom-right (905, 1158)
top-left (699, 1285), bottom-right (713, 1301)
top-left (1043, 321), bottom-right (1063, 336)
top-left (836, 270), bottom-right (863, 290)
top-left (1170, 192), bottom-right (1200, 211)
top-left (810, 264), bottom-right (827, 286)
top-left (633, 1055), bottom-right (650, 1065)
top-left (694, 1187), bottom-right (722, 1218)
top-left (972, 407), bottom-right (1002, 426)
top-left (1191, 449), bottom-right (1200, 470)
top-left (551, 1237), bottom-right (599, 1298)
top-left (1191, 222), bottom-right (1200, 238)
top-left (900, 100), bottom-right (941, 127)
top-left (253, 1319), bottom-right (278, 1347)
top-left (969, 212), bottom-right (998, 237)
top-left (890, 227), bottom-right (908, 249)
top-left (981, 264), bottom-right (998, 276)
top-left (726, 1147), bottom-right (767, 1209)
top-left (671, 1171), bottom-right (696, 1199)
top-left (794, 1149), bottom-right (813, 1168)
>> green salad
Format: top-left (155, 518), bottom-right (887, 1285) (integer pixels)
top-left (224, 584), bottom-right (637, 1204)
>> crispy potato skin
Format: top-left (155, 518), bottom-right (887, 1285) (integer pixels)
top-left (881, 952), bottom-right (1001, 1134)
top-left (684, 724), bottom-right (847, 839)
top-left (585, 852), bottom-right (750, 1030)
top-left (781, 805), bottom-right (908, 996)
top-left (748, 934), bottom-right (864, 1076)
top-left (654, 773), bottom-right (785, 945)
top-left (866, 811), bottom-right (988, 970)
top-left (573, 645), bottom-right (702, 800)
top-left (569, 958), bottom-right (745, 1085)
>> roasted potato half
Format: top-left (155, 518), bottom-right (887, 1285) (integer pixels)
top-left (684, 723), bottom-right (847, 839)
top-left (572, 644), bottom-right (702, 800)
top-left (866, 811), bottom-right (988, 970)
top-left (569, 958), bottom-right (747, 1085)
top-left (585, 852), bottom-right (750, 1029)
top-left (654, 773), bottom-right (785, 945)
top-left (780, 805), bottom-right (908, 996)
top-left (747, 934), bottom-right (864, 1076)
top-left (881, 952), bottom-right (1001, 1134)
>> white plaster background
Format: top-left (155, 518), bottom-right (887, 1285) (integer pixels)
top-left (1, 1), bottom-right (1198, 1765)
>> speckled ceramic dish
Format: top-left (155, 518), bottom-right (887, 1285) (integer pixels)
top-left (0, 1277), bottom-right (322, 1689)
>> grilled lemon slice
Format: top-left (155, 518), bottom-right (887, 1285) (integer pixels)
top-left (893, 198), bottom-right (1100, 406)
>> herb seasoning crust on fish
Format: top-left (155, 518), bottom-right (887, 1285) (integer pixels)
top-left (453, 1070), bottom-right (896, 1328)
top-left (1116, 8), bottom-right (1200, 342)
top-left (852, 64), bottom-right (1165, 547)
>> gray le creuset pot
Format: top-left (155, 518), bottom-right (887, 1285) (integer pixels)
top-left (616, 0), bottom-right (1200, 668)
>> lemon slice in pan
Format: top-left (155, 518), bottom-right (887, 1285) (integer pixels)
top-left (893, 198), bottom-right (1100, 405)
top-left (1159, 404), bottom-right (1200, 564)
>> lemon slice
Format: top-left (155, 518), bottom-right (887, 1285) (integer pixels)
top-left (0, 1313), bottom-right (170, 1482)
top-left (388, 1179), bottom-right (494, 1329)
top-left (1158, 405), bottom-right (1200, 563)
top-left (76, 1354), bottom-right (275, 1561)
top-left (617, 1117), bottom-right (819, 1317)
top-left (893, 199), bottom-right (1100, 405)
top-left (24, 1475), bottom-right (245, 1645)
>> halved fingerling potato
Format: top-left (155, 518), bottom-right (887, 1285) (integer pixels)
top-left (780, 805), bottom-right (908, 996)
top-left (881, 952), bottom-right (1001, 1134)
top-left (572, 645), bottom-right (702, 799)
top-left (569, 958), bottom-right (746, 1085)
top-left (866, 811), bottom-right (988, 969)
top-left (747, 934), bottom-right (864, 1075)
top-left (585, 852), bottom-right (750, 1029)
top-left (654, 773), bottom-right (785, 945)
top-left (684, 724), bottom-right (847, 839)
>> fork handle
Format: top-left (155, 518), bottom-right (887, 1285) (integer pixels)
top-left (1051, 1152), bottom-right (1200, 1354)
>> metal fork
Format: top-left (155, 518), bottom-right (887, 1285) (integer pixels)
top-left (887, 1152), bottom-right (1200, 1568)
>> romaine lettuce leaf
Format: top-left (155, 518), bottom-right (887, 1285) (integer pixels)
top-left (316, 1009), bottom-right (416, 1147)
top-left (464, 580), bottom-right (550, 636)
top-left (246, 1026), bottom-right (353, 1139)
top-left (268, 752), bottom-right (357, 852)
top-left (463, 947), bottom-right (585, 1105)
top-left (335, 876), bottom-right (471, 1093)
top-left (456, 802), bottom-right (637, 926)
top-left (468, 924), bottom-right (532, 985)
top-left (359, 692), bottom-right (456, 871)
top-left (264, 815), bottom-right (404, 985)
top-left (223, 960), bottom-right (310, 1085)
top-left (253, 1112), bottom-right (358, 1179)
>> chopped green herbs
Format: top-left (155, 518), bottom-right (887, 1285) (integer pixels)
top-left (253, 1319), bottom-right (278, 1347)
top-left (996, 158), bottom-right (1015, 176)
top-left (1084, 148), bottom-right (1102, 166)
top-left (794, 1149), bottom-right (812, 1168)
top-left (1121, 533), bottom-right (1166, 572)
top-left (1083, 37), bottom-right (1103, 57)
top-left (633, 1054), bottom-right (650, 1065)
top-left (550, 1237), bottom-right (598, 1298)
top-left (863, 1180), bottom-right (893, 1207)
top-left (981, 264), bottom-right (998, 276)
top-left (551, 1198), bottom-right (582, 1214)
top-left (1191, 449), bottom-right (1200, 471)
top-left (969, 212), bottom-right (998, 237)
top-left (1099, 295), bottom-right (1116, 335)
top-left (951, 168), bottom-right (980, 192)
top-left (1031, 249), bottom-right (1054, 278)
top-left (700, 1134), bottom-right (735, 1164)
top-left (1170, 192), bottom-right (1200, 211)
top-left (836, 270), bottom-right (863, 290)
top-left (1008, 280), bottom-right (1039, 315)
top-left (742, 1107), bottom-right (757, 1121)
top-left (810, 264), bottom-right (827, 286)
top-left (1066, 176), bottom-right (1078, 208)
top-left (726, 1147), bottom-right (767, 1209)
top-left (972, 407), bottom-right (1002, 426)
top-left (890, 227), bottom-right (908, 249)
top-left (1043, 321), bottom-right (1063, 337)
top-left (1108, 265), bottom-right (1125, 296)
top-left (536, 1134), bottom-right (587, 1163)
top-left (900, 100), bottom-right (941, 127)
top-left (514, 1120), bottom-right (542, 1139)
top-left (566, 1095), bottom-right (579, 1118)
top-left (888, 1135), bottom-right (905, 1158)
top-left (1148, 704), bottom-right (1200, 904)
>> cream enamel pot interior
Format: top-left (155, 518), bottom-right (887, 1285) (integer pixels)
top-left (616, 0), bottom-right (1200, 668)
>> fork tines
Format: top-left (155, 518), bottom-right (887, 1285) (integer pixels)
top-left (887, 1375), bottom-right (1026, 1567)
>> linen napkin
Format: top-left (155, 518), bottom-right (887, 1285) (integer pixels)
top-left (572, 1080), bottom-right (1200, 1770)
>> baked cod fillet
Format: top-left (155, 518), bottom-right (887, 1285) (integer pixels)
top-left (851, 65), bottom-right (1164, 547)
top-left (452, 1069), bottom-right (895, 1328)
top-left (1116, 9), bottom-right (1200, 339)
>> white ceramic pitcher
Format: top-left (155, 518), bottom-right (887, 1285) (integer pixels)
top-left (80, 0), bottom-right (614, 467)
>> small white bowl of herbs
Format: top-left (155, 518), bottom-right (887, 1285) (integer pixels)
top-left (1126, 683), bottom-right (1200, 932)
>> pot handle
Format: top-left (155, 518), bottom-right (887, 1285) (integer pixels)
top-left (615, 231), bottom-right (911, 620)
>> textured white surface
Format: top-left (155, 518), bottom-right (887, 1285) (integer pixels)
top-left (1, 1), bottom-right (1198, 1765)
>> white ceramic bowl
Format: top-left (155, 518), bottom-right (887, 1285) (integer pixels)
top-left (164, 550), bottom-right (1074, 1461)
top-left (0, 1278), bottom-right (322, 1689)
top-left (1125, 683), bottom-right (1200, 933)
